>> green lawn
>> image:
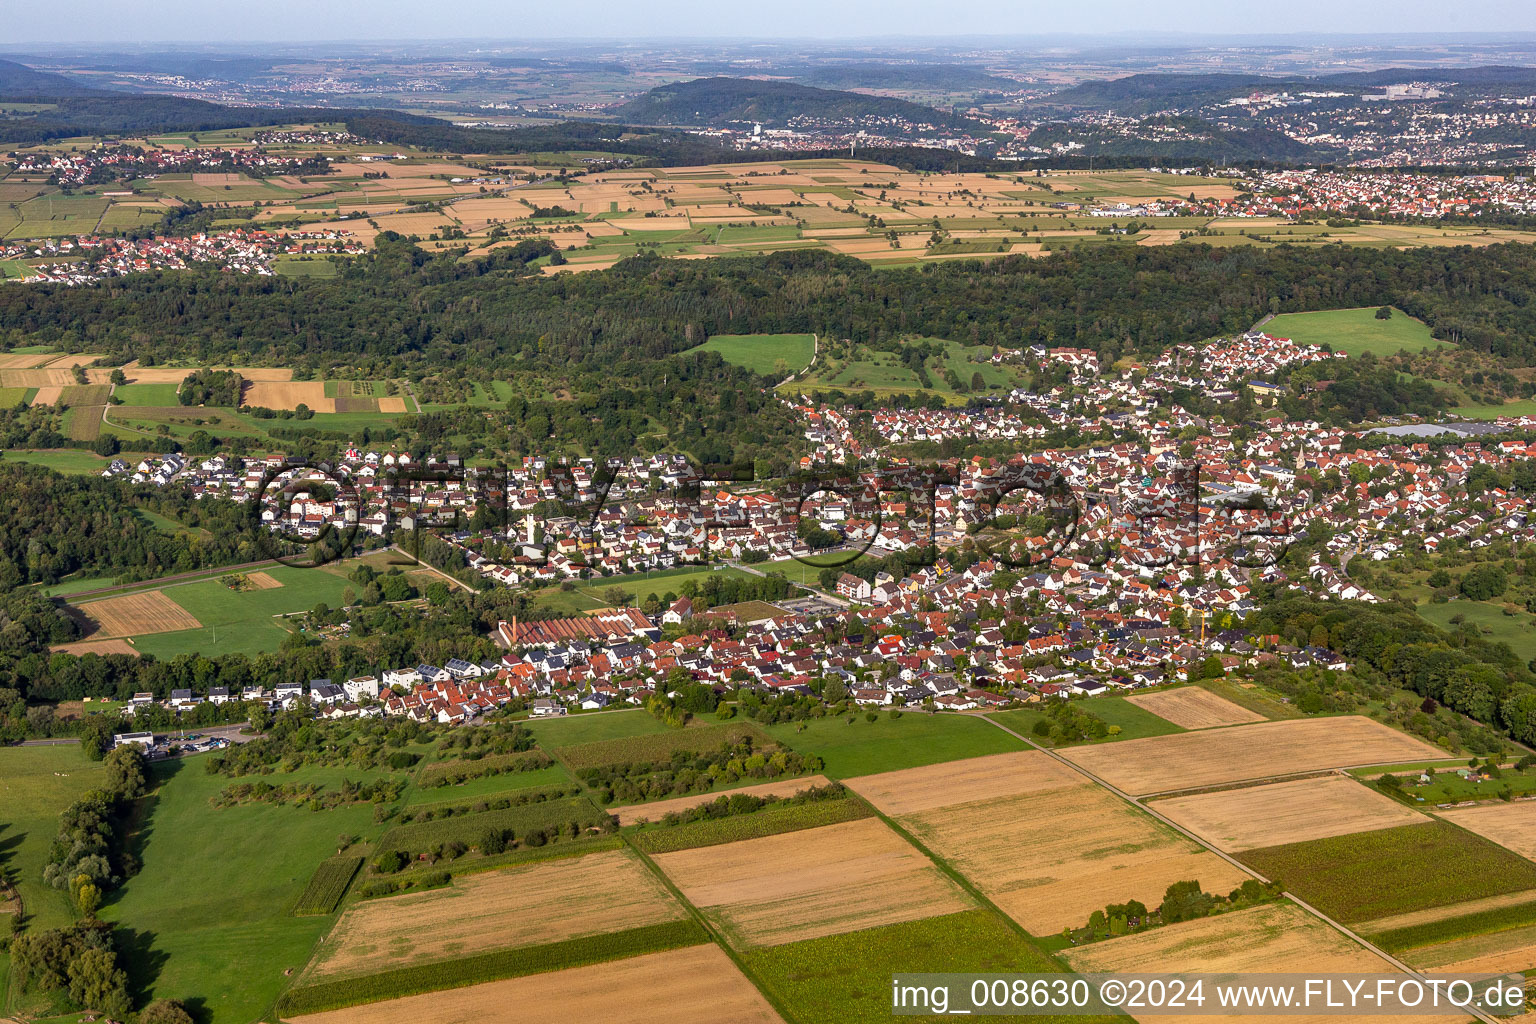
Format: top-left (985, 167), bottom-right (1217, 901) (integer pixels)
top-left (521, 708), bottom-right (673, 748)
top-left (0, 386), bottom-right (32, 407)
top-left (693, 333), bottom-right (815, 378)
top-left (40, 574), bottom-right (120, 598)
top-left (114, 382), bottom-right (183, 406)
top-left (764, 712), bottom-right (1025, 779)
top-left (1237, 821), bottom-right (1536, 924)
top-left (1264, 307), bottom-right (1448, 358)
top-left (103, 759), bottom-right (389, 1023)
top-left (0, 450), bottom-right (113, 475)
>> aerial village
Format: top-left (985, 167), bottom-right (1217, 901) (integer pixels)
top-left (106, 325), bottom-right (1536, 727)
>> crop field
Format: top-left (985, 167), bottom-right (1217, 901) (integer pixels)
top-left (844, 749), bottom-right (1074, 815)
top-left (744, 909), bottom-right (1077, 1024)
top-left (285, 944), bottom-right (783, 1024)
top-left (653, 817), bottom-right (972, 948)
top-left (1060, 716), bottom-right (1443, 795)
top-left (629, 793), bottom-right (874, 854)
top-left (292, 856), bottom-right (363, 916)
top-left (1263, 306), bottom-right (1448, 357)
top-left (611, 774), bottom-right (834, 825)
top-left (1239, 821), bottom-right (1536, 924)
top-left (306, 848), bottom-right (683, 980)
top-left (764, 711), bottom-right (1024, 777)
top-left (850, 752), bottom-right (1248, 934)
top-left (1125, 686), bottom-right (1267, 729)
top-left (11, 151), bottom-right (1503, 270)
top-left (1151, 776), bottom-right (1430, 852)
top-left (553, 721), bottom-right (771, 771)
top-left (1399, 922), bottom-right (1536, 975)
top-left (1438, 800), bottom-right (1536, 860)
top-left (1364, 896), bottom-right (1536, 965)
top-left (242, 380), bottom-right (335, 412)
top-left (694, 333), bottom-right (815, 377)
top-left (77, 589), bottom-right (203, 637)
top-left (69, 563), bottom-right (355, 659)
top-left (1062, 903), bottom-right (1452, 1024)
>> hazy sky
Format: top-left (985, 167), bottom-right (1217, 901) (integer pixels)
top-left (5, 0), bottom-right (1536, 44)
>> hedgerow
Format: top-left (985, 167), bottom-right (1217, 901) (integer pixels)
top-left (555, 722), bottom-right (769, 770)
top-left (630, 794), bottom-right (872, 854)
top-left (418, 749), bottom-right (555, 789)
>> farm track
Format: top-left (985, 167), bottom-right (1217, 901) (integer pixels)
top-left (977, 715), bottom-right (1503, 1024)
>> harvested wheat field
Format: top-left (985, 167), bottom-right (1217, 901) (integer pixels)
top-left (1066, 903), bottom-right (1458, 1024)
top-left (377, 396), bottom-right (408, 413)
top-left (1126, 687), bottom-right (1266, 729)
top-left (244, 571), bottom-right (283, 590)
top-left (50, 638), bottom-right (137, 657)
top-left (29, 386), bottom-right (62, 406)
top-left (79, 590), bottom-right (200, 637)
top-left (1438, 802), bottom-right (1536, 861)
top-left (242, 381), bottom-right (334, 413)
top-left (1152, 776), bottom-right (1428, 852)
top-left (0, 353), bottom-right (54, 369)
top-left (305, 848), bottom-right (683, 980)
top-left (288, 944), bottom-right (784, 1024)
top-left (844, 750), bottom-right (1080, 816)
top-left (1062, 717), bottom-right (1441, 796)
top-left (613, 775), bottom-right (834, 826)
top-left (900, 780), bottom-right (1248, 934)
top-left (653, 817), bottom-right (970, 948)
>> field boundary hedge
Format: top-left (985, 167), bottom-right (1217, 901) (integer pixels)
top-left (273, 917), bottom-right (708, 1015)
top-left (629, 795), bottom-right (872, 854)
top-left (556, 722), bottom-right (771, 770)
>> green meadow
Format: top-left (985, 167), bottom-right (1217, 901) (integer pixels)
top-left (1264, 306), bottom-right (1448, 357)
